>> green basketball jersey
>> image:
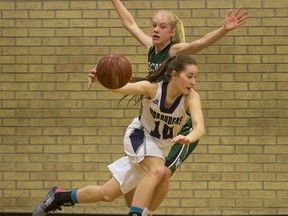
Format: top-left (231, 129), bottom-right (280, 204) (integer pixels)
top-left (148, 41), bottom-right (176, 81)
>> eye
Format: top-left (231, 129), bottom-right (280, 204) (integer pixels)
top-left (186, 74), bottom-right (196, 79)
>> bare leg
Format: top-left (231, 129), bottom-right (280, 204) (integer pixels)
top-left (131, 156), bottom-right (166, 209)
top-left (124, 167), bottom-right (171, 215)
top-left (146, 167), bottom-right (171, 211)
top-left (124, 187), bottom-right (135, 207)
top-left (77, 177), bottom-right (123, 203)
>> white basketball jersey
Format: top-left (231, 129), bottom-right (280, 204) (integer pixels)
top-left (139, 81), bottom-right (190, 148)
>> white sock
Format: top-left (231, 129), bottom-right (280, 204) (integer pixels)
top-left (142, 207), bottom-right (154, 216)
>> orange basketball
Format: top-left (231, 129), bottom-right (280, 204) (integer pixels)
top-left (96, 54), bottom-right (132, 89)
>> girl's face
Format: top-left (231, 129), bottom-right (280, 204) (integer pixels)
top-left (174, 64), bottom-right (198, 95)
top-left (151, 12), bottom-right (176, 46)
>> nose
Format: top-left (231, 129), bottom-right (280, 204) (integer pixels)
top-left (191, 77), bottom-right (196, 85)
top-left (153, 26), bottom-right (159, 32)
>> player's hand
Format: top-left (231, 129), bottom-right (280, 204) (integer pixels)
top-left (224, 7), bottom-right (248, 31)
top-left (171, 134), bottom-right (192, 145)
top-left (88, 65), bottom-right (97, 90)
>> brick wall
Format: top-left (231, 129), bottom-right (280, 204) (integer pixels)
top-left (0, 0), bottom-right (287, 215)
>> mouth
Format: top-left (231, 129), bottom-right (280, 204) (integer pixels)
top-left (152, 35), bottom-right (160, 40)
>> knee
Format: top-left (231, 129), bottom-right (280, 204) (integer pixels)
top-left (100, 189), bottom-right (117, 202)
top-left (160, 167), bottom-right (171, 184)
top-left (149, 165), bottom-right (166, 180)
top-left (102, 193), bottom-right (116, 202)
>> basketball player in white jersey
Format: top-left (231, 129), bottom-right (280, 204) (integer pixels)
top-left (32, 55), bottom-right (205, 216)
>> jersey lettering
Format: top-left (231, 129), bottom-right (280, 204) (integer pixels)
top-left (148, 62), bottom-right (161, 72)
top-left (150, 120), bottom-right (174, 139)
top-left (150, 108), bottom-right (183, 125)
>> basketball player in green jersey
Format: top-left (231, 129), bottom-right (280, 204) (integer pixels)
top-left (110, 1), bottom-right (249, 215)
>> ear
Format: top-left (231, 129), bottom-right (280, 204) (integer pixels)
top-left (170, 28), bottom-right (176, 38)
top-left (171, 70), bottom-right (178, 78)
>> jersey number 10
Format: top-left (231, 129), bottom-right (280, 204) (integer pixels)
top-left (150, 121), bottom-right (174, 139)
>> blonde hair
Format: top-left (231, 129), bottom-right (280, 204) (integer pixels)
top-left (154, 10), bottom-right (186, 43)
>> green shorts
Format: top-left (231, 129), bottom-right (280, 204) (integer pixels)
top-left (165, 120), bottom-right (199, 175)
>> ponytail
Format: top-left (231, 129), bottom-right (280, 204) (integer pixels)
top-left (144, 56), bottom-right (176, 82)
top-left (174, 16), bottom-right (186, 43)
top-left (121, 56), bottom-right (176, 106)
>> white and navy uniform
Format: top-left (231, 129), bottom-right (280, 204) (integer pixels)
top-left (108, 81), bottom-right (190, 194)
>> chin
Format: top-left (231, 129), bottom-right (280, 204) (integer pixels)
top-left (184, 89), bottom-right (192, 94)
top-left (183, 91), bottom-right (190, 95)
top-left (152, 39), bottom-right (161, 45)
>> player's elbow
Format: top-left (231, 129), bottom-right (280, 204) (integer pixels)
top-left (179, 41), bottom-right (206, 55)
top-left (123, 21), bottom-right (137, 32)
top-left (198, 125), bottom-right (206, 139)
top-left (202, 127), bottom-right (206, 137)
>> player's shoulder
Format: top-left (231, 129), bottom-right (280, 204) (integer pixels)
top-left (138, 80), bottom-right (156, 86)
top-left (184, 89), bottom-right (201, 111)
top-left (185, 89), bottom-right (201, 101)
top-left (136, 80), bottom-right (158, 96)
top-left (169, 42), bottom-right (188, 56)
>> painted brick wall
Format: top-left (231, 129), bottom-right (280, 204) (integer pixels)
top-left (0, 0), bottom-right (287, 215)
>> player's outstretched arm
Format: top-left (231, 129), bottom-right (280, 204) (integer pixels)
top-left (111, 0), bottom-right (152, 49)
top-left (111, 80), bottom-right (156, 98)
top-left (88, 64), bottom-right (157, 98)
top-left (172, 90), bottom-right (205, 145)
top-left (169, 7), bottom-right (249, 56)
